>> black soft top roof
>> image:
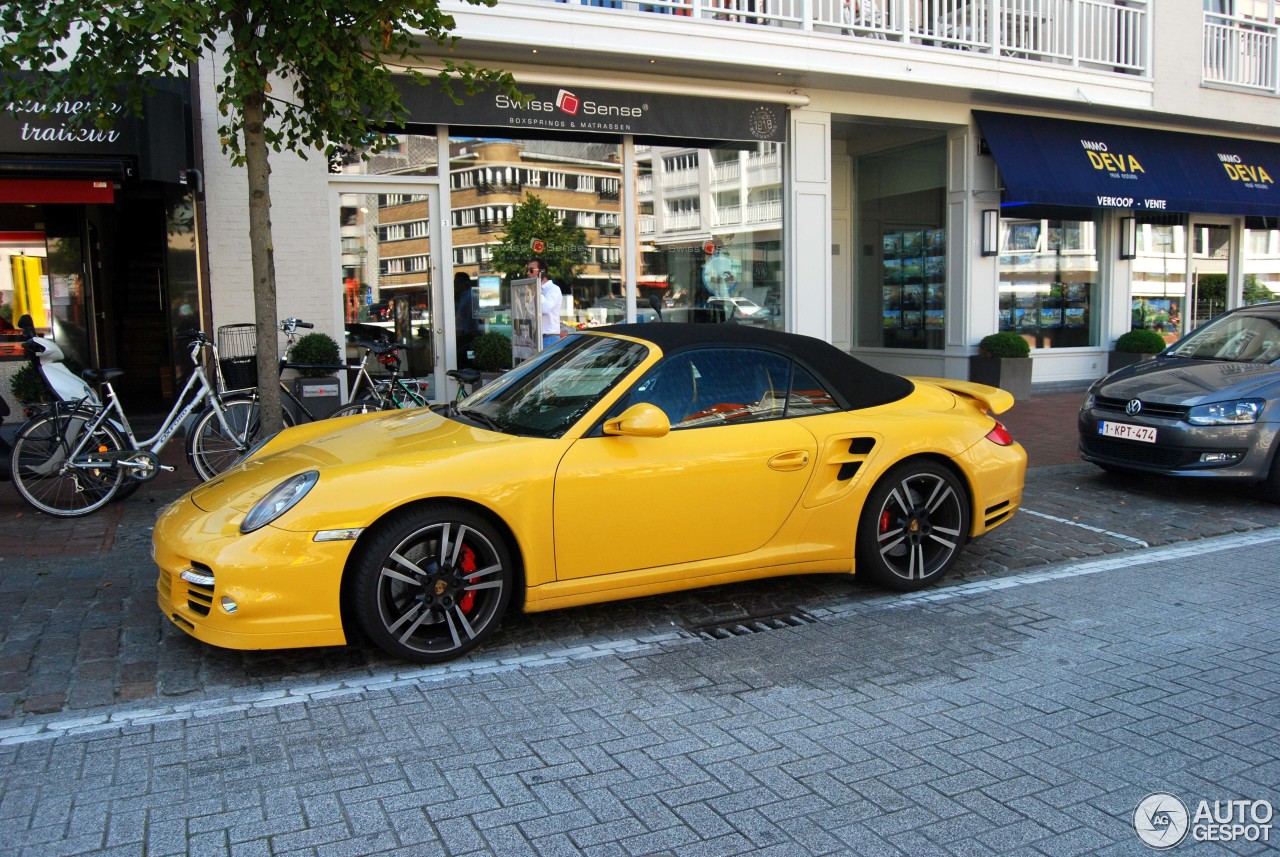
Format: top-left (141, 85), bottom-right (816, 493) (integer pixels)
top-left (597, 323), bottom-right (914, 411)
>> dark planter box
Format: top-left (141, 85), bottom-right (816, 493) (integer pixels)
top-left (289, 376), bottom-right (341, 421)
top-left (1107, 351), bottom-right (1156, 373)
top-left (969, 355), bottom-right (1033, 402)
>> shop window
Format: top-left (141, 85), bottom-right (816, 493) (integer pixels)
top-left (855, 138), bottom-right (947, 350)
top-left (997, 216), bottom-right (1100, 349)
top-left (1129, 216), bottom-right (1187, 342)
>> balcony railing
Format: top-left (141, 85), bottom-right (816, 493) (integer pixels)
top-left (1204, 12), bottom-right (1278, 94)
top-left (712, 205), bottom-right (742, 226)
top-left (661, 167), bottom-right (700, 190)
top-left (746, 199), bottom-right (782, 224)
top-left (547, 0), bottom-right (1148, 74)
top-left (713, 160), bottom-right (741, 183)
top-left (476, 181), bottom-right (523, 196)
top-left (664, 210), bottom-right (703, 230)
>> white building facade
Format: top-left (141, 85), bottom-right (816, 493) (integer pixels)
top-left (195, 0), bottom-right (1280, 399)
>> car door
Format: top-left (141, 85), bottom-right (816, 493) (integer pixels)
top-left (553, 348), bottom-right (818, 580)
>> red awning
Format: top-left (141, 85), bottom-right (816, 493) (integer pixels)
top-left (0, 178), bottom-right (115, 204)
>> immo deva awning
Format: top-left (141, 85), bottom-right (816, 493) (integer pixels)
top-left (975, 111), bottom-right (1280, 218)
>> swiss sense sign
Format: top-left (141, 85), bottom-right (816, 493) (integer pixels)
top-left (394, 79), bottom-right (787, 144)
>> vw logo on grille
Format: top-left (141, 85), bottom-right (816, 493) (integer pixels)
top-left (1125, 399), bottom-right (1143, 416)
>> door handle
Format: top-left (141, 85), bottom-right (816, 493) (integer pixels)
top-left (768, 450), bottom-right (810, 472)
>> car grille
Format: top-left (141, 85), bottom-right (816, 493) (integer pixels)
top-left (983, 499), bottom-right (1014, 529)
top-left (185, 561), bottom-right (215, 616)
top-left (1093, 395), bottom-right (1189, 421)
top-left (1081, 435), bottom-right (1230, 468)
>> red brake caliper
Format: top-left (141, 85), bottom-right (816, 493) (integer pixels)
top-left (458, 544), bottom-right (478, 614)
top-left (879, 509), bottom-right (892, 534)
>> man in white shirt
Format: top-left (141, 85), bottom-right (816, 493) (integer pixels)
top-left (528, 259), bottom-right (564, 349)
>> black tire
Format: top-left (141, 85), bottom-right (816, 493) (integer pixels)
top-left (856, 461), bottom-right (970, 592)
top-left (187, 395), bottom-right (281, 481)
top-left (330, 396), bottom-right (384, 419)
top-left (11, 411), bottom-right (127, 517)
top-left (352, 504), bottom-right (514, 663)
top-left (1260, 453), bottom-right (1280, 504)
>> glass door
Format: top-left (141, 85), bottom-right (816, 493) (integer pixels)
top-left (330, 179), bottom-right (444, 401)
top-left (1189, 220), bottom-right (1232, 332)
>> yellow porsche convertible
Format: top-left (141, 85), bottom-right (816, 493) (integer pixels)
top-left (155, 324), bottom-right (1026, 663)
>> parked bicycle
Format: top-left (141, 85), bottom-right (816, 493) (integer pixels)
top-left (328, 338), bottom-right (434, 418)
top-left (9, 330), bottom-right (272, 516)
top-left (447, 367), bottom-right (484, 404)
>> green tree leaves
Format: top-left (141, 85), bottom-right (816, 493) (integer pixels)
top-left (490, 194), bottom-right (589, 290)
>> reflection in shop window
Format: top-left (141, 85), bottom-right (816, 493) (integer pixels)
top-left (336, 132), bottom-right (785, 337)
top-left (997, 216), bottom-right (1100, 349)
top-left (639, 142), bottom-right (784, 329)
top-left (1244, 220), bottom-right (1280, 305)
top-left (437, 137), bottom-right (784, 332)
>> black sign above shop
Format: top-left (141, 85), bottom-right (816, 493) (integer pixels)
top-left (395, 78), bottom-right (788, 144)
top-left (0, 73), bottom-right (191, 184)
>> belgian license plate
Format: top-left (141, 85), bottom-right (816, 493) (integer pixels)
top-left (1099, 421), bottom-right (1157, 443)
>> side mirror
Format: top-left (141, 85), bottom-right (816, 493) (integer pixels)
top-left (603, 402), bottom-right (670, 438)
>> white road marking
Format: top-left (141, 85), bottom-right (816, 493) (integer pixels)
top-left (1020, 507), bottom-right (1150, 547)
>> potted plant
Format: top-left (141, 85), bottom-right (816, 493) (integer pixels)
top-left (970, 331), bottom-right (1032, 401)
top-left (1108, 328), bottom-right (1166, 372)
top-left (287, 331), bottom-right (343, 419)
top-left (473, 331), bottom-right (513, 373)
top-left (10, 361), bottom-right (50, 406)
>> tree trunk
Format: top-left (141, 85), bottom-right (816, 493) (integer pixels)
top-left (242, 91), bottom-right (283, 434)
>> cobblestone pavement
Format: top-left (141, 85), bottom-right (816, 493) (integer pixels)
top-left (4, 393), bottom-right (1280, 721)
top-left (1, 532), bottom-right (1277, 855)
top-left (2, 391), bottom-right (1280, 854)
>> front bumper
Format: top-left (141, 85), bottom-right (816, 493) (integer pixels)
top-left (154, 497), bottom-right (353, 651)
top-left (1078, 408), bottom-right (1276, 480)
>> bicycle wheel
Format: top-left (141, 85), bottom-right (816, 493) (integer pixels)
top-left (330, 396), bottom-right (384, 419)
top-left (187, 395), bottom-right (291, 481)
top-left (12, 411), bottom-right (127, 517)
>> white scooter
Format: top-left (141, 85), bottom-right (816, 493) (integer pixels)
top-left (16, 315), bottom-right (99, 407)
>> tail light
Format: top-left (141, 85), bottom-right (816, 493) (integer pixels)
top-left (985, 421), bottom-right (1014, 446)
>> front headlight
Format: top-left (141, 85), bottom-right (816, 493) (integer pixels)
top-left (1186, 398), bottom-right (1265, 426)
top-left (240, 471), bottom-right (319, 534)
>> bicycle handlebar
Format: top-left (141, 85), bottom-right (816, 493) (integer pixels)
top-left (279, 317), bottom-right (314, 333)
top-left (353, 339), bottom-right (408, 355)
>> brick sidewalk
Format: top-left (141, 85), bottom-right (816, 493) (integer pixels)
top-left (0, 436), bottom-right (197, 563)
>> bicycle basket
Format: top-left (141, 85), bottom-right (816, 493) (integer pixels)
top-left (217, 323), bottom-right (258, 391)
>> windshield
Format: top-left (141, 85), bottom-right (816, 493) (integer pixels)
top-left (453, 334), bottom-right (648, 437)
top-left (1167, 312), bottom-right (1280, 363)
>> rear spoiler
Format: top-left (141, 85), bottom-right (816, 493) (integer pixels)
top-left (908, 376), bottom-right (1016, 416)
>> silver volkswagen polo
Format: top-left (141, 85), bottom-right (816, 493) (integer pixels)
top-left (1078, 301), bottom-right (1280, 501)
